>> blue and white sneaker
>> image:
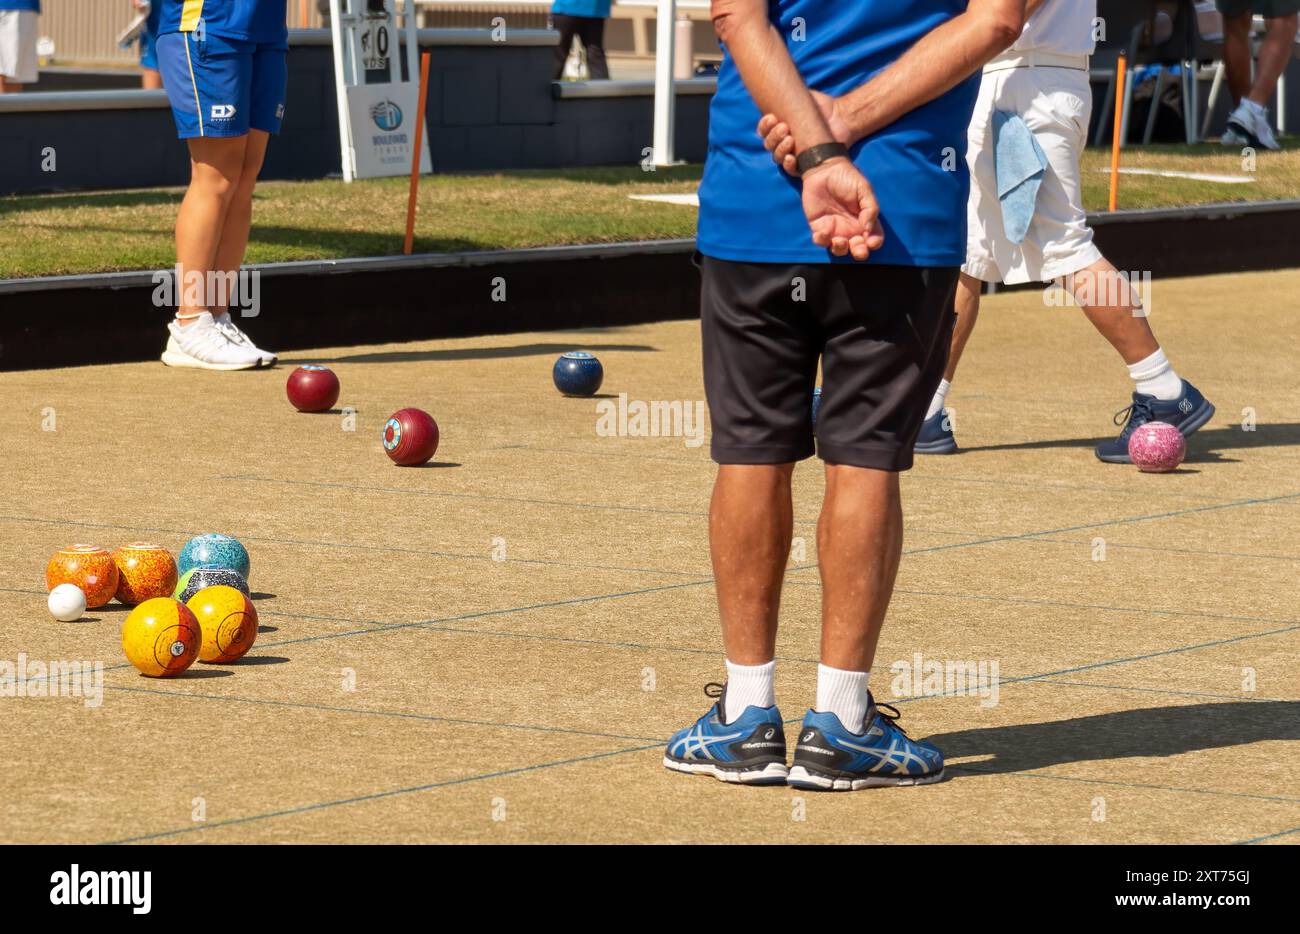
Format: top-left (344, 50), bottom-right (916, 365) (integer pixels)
top-left (914, 409), bottom-right (958, 455)
top-left (663, 683), bottom-right (789, 785)
top-left (787, 696), bottom-right (944, 790)
top-left (1094, 379), bottom-right (1215, 463)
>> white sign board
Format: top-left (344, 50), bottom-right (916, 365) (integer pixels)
top-left (346, 82), bottom-right (431, 177)
top-left (330, 0), bottom-right (432, 181)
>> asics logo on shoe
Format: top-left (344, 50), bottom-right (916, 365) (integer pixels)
top-left (801, 731), bottom-right (815, 742)
top-left (1179, 398), bottom-right (1193, 414)
top-left (764, 728), bottom-right (775, 740)
top-left (833, 737), bottom-right (934, 775)
top-left (670, 725), bottom-right (742, 760)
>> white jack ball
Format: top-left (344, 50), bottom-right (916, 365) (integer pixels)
top-left (48, 583), bottom-right (87, 622)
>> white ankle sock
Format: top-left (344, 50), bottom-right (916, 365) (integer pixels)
top-left (1127, 348), bottom-right (1182, 401)
top-left (815, 664), bottom-right (871, 731)
top-left (925, 379), bottom-right (951, 420)
top-left (723, 659), bottom-right (775, 723)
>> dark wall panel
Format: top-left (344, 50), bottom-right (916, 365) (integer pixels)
top-left (0, 38), bottom-right (710, 196)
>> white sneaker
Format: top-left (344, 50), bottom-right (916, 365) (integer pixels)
top-left (214, 311), bottom-right (278, 367)
top-left (1220, 123), bottom-right (1249, 147)
top-left (1225, 101), bottom-right (1281, 151)
top-left (161, 312), bottom-right (264, 370)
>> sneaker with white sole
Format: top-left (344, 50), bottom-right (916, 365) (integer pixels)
top-left (1224, 101), bottom-right (1281, 151)
top-left (787, 695), bottom-right (945, 790)
top-left (663, 682), bottom-right (789, 785)
top-left (214, 311), bottom-right (278, 367)
top-left (1219, 123), bottom-right (1250, 148)
top-left (161, 312), bottom-right (263, 370)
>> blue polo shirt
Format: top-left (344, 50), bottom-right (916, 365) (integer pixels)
top-left (551, 1), bottom-right (612, 17)
top-left (157, 0), bottom-right (288, 44)
top-left (697, 0), bottom-right (978, 266)
top-left (0, 1), bottom-right (40, 12)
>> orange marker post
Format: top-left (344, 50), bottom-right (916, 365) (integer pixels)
top-left (403, 51), bottom-right (433, 256)
top-left (1109, 53), bottom-right (1127, 212)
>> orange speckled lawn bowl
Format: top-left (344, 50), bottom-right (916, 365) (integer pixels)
top-left (45, 544), bottom-right (119, 608)
top-left (113, 542), bottom-right (179, 605)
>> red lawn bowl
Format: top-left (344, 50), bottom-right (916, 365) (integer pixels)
top-left (383, 408), bottom-right (439, 466)
top-left (286, 365), bottom-right (340, 412)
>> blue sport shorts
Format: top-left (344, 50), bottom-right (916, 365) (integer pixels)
top-left (156, 31), bottom-right (287, 139)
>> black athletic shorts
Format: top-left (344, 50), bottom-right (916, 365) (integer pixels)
top-left (699, 255), bottom-right (958, 472)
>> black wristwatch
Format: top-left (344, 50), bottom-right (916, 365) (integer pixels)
top-left (795, 142), bottom-right (849, 176)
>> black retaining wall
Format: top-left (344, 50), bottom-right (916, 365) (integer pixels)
top-left (1, 200), bottom-right (1297, 372)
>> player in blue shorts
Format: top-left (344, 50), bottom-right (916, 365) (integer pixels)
top-left (154, 0), bottom-right (286, 369)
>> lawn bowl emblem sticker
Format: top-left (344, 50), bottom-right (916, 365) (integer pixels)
top-left (371, 100), bottom-right (403, 131)
top-left (169, 640), bottom-right (186, 657)
top-left (383, 417), bottom-right (402, 452)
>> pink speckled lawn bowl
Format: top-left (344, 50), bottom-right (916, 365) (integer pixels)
top-left (1128, 421), bottom-right (1186, 472)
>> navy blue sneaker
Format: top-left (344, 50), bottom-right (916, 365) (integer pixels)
top-left (787, 696), bottom-right (944, 790)
top-left (914, 409), bottom-right (958, 455)
top-left (664, 683), bottom-right (789, 785)
top-left (1095, 379), bottom-right (1215, 463)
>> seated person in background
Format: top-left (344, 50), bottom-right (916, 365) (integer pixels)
top-left (1218, 0), bottom-right (1298, 150)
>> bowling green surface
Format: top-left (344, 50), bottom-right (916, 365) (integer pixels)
top-left (2, 267), bottom-right (1298, 844)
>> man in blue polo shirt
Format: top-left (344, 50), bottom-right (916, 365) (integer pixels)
top-left (0, 0), bottom-right (39, 93)
top-left (152, 0), bottom-right (287, 369)
top-left (664, 0), bottom-right (1025, 791)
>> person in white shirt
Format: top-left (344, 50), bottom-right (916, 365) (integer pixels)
top-left (913, 0), bottom-right (1215, 464)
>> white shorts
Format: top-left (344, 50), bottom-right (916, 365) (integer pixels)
top-left (0, 10), bottom-right (38, 84)
top-left (963, 65), bottom-right (1103, 285)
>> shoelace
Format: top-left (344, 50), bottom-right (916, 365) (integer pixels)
top-left (215, 317), bottom-right (252, 347)
top-left (869, 698), bottom-right (909, 736)
top-left (186, 325), bottom-right (235, 351)
top-left (179, 321), bottom-right (247, 361)
top-left (1111, 396), bottom-right (1155, 437)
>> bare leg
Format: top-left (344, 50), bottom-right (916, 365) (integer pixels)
top-left (174, 135), bottom-right (248, 322)
top-left (1062, 257), bottom-right (1158, 365)
top-left (210, 130), bottom-right (270, 313)
top-left (141, 68), bottom-right (163, 90)
top-left (710, 464), bottom-right (795, 666)
top-left (817, 465), bottom-right (903, 672)
top-left (944, 272), bottom-right (983, 383)
top-left (1223, 13), bottom-right (1255, 105)
top-left (1248, 14), bottom-right (1299, 106)
top-left (0, 76), bottom-right (21, 93)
